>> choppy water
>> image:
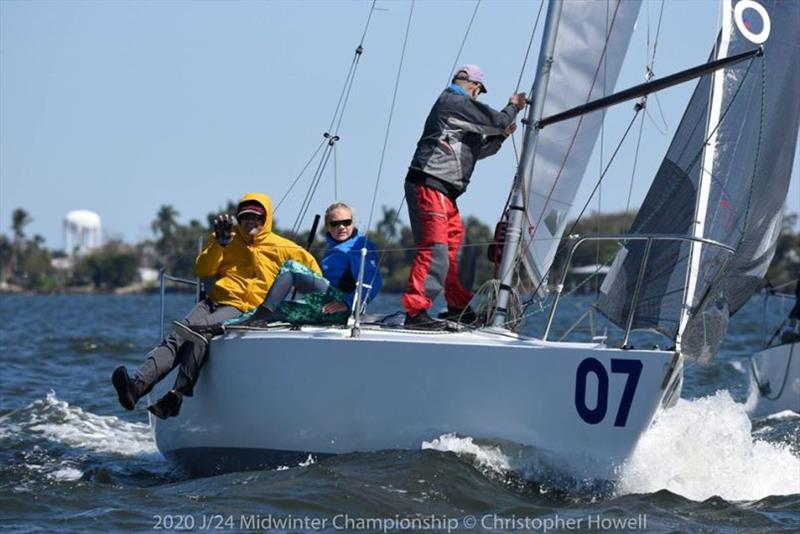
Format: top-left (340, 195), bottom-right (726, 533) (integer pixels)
top-left (0, 292), bottom-right (798, 532)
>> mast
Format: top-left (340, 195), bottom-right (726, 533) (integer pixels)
top-left (492, 0), bottom-right (563, 328)
top-left (675, 0), bottom-right (732, 351)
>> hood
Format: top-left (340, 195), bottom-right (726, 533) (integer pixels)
top-left (237, 192), bottom-right (273, 235)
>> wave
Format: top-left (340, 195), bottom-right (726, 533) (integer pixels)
top-left (421, 391), bottom-right (799, 502)
top-left (0, 391), bottom-right (157, 457)
top-left (422, 434), bottom-right (511, 473)
top-left (617, 390), bottom-right (800, 501)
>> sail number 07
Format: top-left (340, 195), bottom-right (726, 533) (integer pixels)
top-left (574, 358), bottom-right (642, 427)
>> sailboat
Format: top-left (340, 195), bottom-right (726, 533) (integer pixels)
top-left (748, 340), bottom-right (800, 417)
top-left (150, 0), bottom-right (800, 478)
top-left (747, 284), bottom-right (800, 417)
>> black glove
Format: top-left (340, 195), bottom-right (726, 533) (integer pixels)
top-left (213, 214), bottom-right (234, 246)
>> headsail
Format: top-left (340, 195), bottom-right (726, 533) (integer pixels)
top-left (520, 0), bottom-right (641, 289)
top-left (596, 0), bottom-right (800, 362)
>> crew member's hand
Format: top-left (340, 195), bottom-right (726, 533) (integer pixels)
top-left (214, 214), bottom-right (235, 246)
top-left (509, 92), bottom-right (527, 111)
top-left (503, 123), bottom-right (517, 137)
top-left (323, 301), bottom-right (349, 314)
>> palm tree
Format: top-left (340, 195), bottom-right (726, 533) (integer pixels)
top-left (151, 205), bottom-right (180, 271)
top-left (0, 235), bottom-right (12, 284)
top-left (7, 208), bottom-right (33, 282)
top-left (376, 205), bottom-right (401, 240)
top-left (151, 205), bottom-right (179, 240)
top-left (12, 208), bottom-right (31, 241)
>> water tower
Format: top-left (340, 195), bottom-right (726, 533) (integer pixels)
top-left (64, 210), bottom-right (101, 255)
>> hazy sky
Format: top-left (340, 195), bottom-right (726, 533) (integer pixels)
top-left (2, 0), bottom-right (798, 249)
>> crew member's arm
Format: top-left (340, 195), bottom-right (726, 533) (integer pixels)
top-left (196, 214), bottom-right (236, 277)
top-left (194, 234), bottom-right (225, 277)
top-left (479, 122), bottom-right (517, 159)
top-left (447, 92), bottom-right (524, 136)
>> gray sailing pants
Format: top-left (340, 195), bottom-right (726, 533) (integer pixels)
top-left (136, 299), bottom-right (240, 397)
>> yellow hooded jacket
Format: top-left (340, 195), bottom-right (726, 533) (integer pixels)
top-left (195, 192), bottom-right (321, 312)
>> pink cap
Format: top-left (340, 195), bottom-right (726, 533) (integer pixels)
top-left (453, 64), bottom-right (487, 93)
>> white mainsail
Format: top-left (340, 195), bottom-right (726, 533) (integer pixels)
top-left (521, 0), bottom-right (641, 289)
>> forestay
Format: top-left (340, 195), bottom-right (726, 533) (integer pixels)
top-left (596, 0), bottom-right (800, 362)
top-left (521, 0), bottom-right (641, 289)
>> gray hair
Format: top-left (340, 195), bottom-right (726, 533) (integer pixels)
top-left (324, 202), bottom-right (354, 225)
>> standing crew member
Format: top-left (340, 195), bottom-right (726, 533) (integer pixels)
top-left (111, 192), bottom-right (320, 419)
top-left (403, 64), bottom-right (526, 330)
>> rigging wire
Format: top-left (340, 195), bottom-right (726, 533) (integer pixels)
top-left (333, 143), bottom-right (339, 201)
top-left (446, 0), bottom-right (482, 85)
top-left (594, 0), bottom-right (611, 297)
top-left (509, 0), bottom-right (546, 163)
top-left (624, 111), bottom-right (647, 218)
top-left (623, 0), bottom-right (666, 221)
top-left (518, 106), bottom-right (643, 309)
top-left (272, 1), bottom-right (377, 229)
top-left (274, 139), bottom-right (327, 213)
top-left (365, 1), bottom-right (415, 237)
top-left (514, 1), bottom-right (546, 94)
top-left (353, 0), bottom-right (415, 315)
top-left (293, 136), bottom-right (338, 231)
top-left (517, 52), bottom-right (762, 334)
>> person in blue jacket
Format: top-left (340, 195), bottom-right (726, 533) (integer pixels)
top-left (256, 202), bottom-right (383, 322)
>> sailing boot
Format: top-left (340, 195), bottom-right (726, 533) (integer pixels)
top-left (404, 310), bottom-right (448, 331)
top-left (147, 390), bottom-right (183, 420)
top-left (111, 366), bottom-right (145, 411)
top-left (437, 306), bottom-right (479, 326)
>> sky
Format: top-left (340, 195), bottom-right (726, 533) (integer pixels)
top-left (1, 0), bottom-right (798, 249)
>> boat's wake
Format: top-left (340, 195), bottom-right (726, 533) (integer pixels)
top-left (617, 390), bottom-right (798, 501)
top-left (422, 391), bottom-right (800, 502)
top-left (0, 392), bottom-right (162, 488)
top-left (0, 391), bottom-right (157, 456)
top-left (421, 434), bottom-right (612, 499)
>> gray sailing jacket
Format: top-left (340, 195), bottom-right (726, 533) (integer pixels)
top-left (408, 86), bottom-right (520, 199)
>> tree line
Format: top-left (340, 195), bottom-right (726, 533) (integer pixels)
top-left (0, 205), bottom-right (797, 295)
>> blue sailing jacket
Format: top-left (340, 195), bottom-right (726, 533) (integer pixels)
top-left (321, 229), bottom-right (383, 309)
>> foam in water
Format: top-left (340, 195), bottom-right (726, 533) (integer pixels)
top-left (47, 465), bottom-right (84, 482)
top-left (761, 409), bottom-right (800, 421)
top-left (5, 391), bottom-right (158, 456)
top-left (298, 454), bottom-right (316, 467)
top-left (422, 433), bottom-right (512, 472)
top-left (617, 390), bottom-right (800, 501)
top-left (729, 360), bottom-right (746, 374)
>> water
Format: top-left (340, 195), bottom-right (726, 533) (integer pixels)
top-left (1, 293), bottom-right (798, 532)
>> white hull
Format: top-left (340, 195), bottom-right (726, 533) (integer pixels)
top-left (151, 326), bottom-right (681, 478)
top-left (747, 342), bottom-right (800, 418)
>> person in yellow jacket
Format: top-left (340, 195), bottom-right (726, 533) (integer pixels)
top-left (112, 192), bottom-right (320, 419)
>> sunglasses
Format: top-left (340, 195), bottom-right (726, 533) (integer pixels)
top-left (238, 213), bottom-right (264, 222)
top-left (328, 219), bottom-right (353, 228)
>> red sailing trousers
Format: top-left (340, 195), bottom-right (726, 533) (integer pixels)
top-left (402, 182), bottom-right (473, 315)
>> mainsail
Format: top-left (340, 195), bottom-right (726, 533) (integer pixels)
top-left (596, 0), bottom-right (800, 362)
top-left (521, 0), bottom-right (641, 289)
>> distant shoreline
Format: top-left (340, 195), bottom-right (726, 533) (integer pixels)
top-left (0, 282), bottom-right (195, 296)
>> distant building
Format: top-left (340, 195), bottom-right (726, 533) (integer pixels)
top-left (64, 210), bottom-right (101, 255)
